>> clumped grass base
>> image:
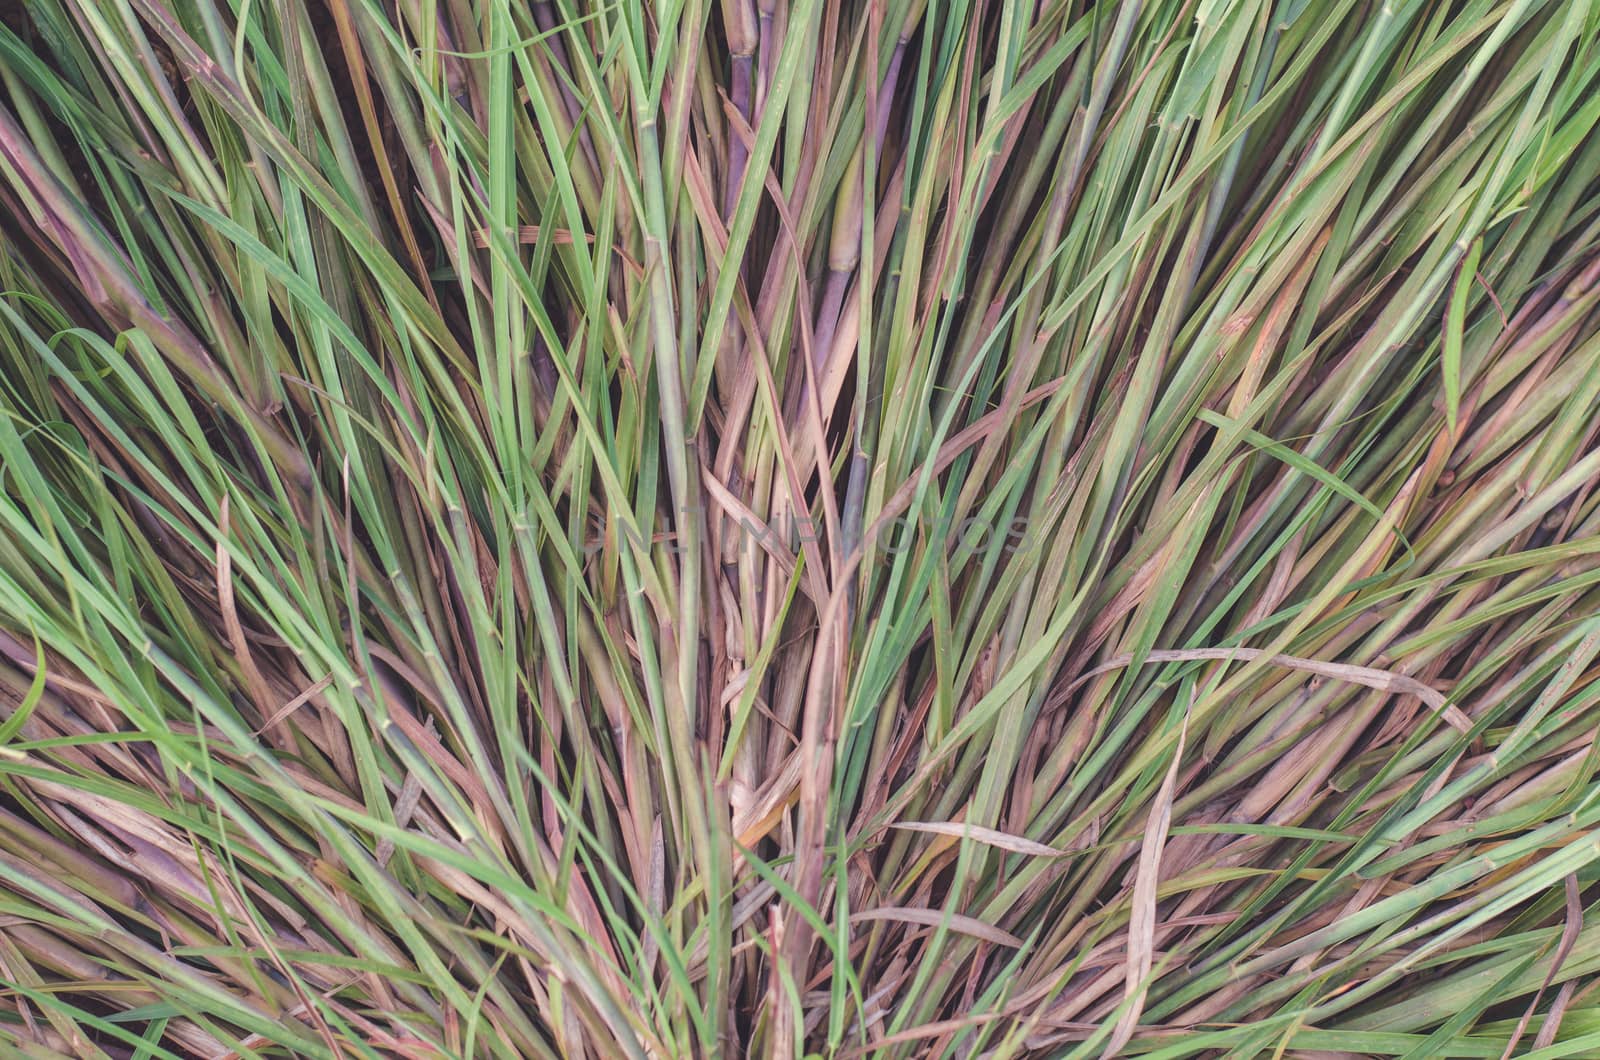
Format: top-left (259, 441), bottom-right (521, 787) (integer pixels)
top-left (2, 0), bottom-right (1600, 1055)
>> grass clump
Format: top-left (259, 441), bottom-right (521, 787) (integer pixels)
top-left (2, 0), bottom-right (1600, 1054)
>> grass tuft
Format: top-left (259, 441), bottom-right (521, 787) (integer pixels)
top-left (2, 0), bottom-right (1600, 1054)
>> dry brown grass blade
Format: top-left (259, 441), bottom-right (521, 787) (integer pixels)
top-left (887, 820), bottom-right (1064, 858)
top-left (1104, 709), bottom-right (1188, 1058)
top-left (1067, 647), bottom-right (1472, 732)
top-left (1499, 872), bottom-right (1584, 1059)
top-left (850, 907), bottom-right (1025, 948)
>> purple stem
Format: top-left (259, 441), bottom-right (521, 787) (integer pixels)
top-left (724, 53), bottom-right (754, 219)
top-left (874, 39), bottom-right (907, 154)
top-left (758, 7), bottom-right (775, 106)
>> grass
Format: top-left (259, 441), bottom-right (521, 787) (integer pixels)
top-left (0, 0), bottom-right (1599, 1054)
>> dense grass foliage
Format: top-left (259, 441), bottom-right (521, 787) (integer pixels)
top-left (2, 0), bottom-right (1600, 1054)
